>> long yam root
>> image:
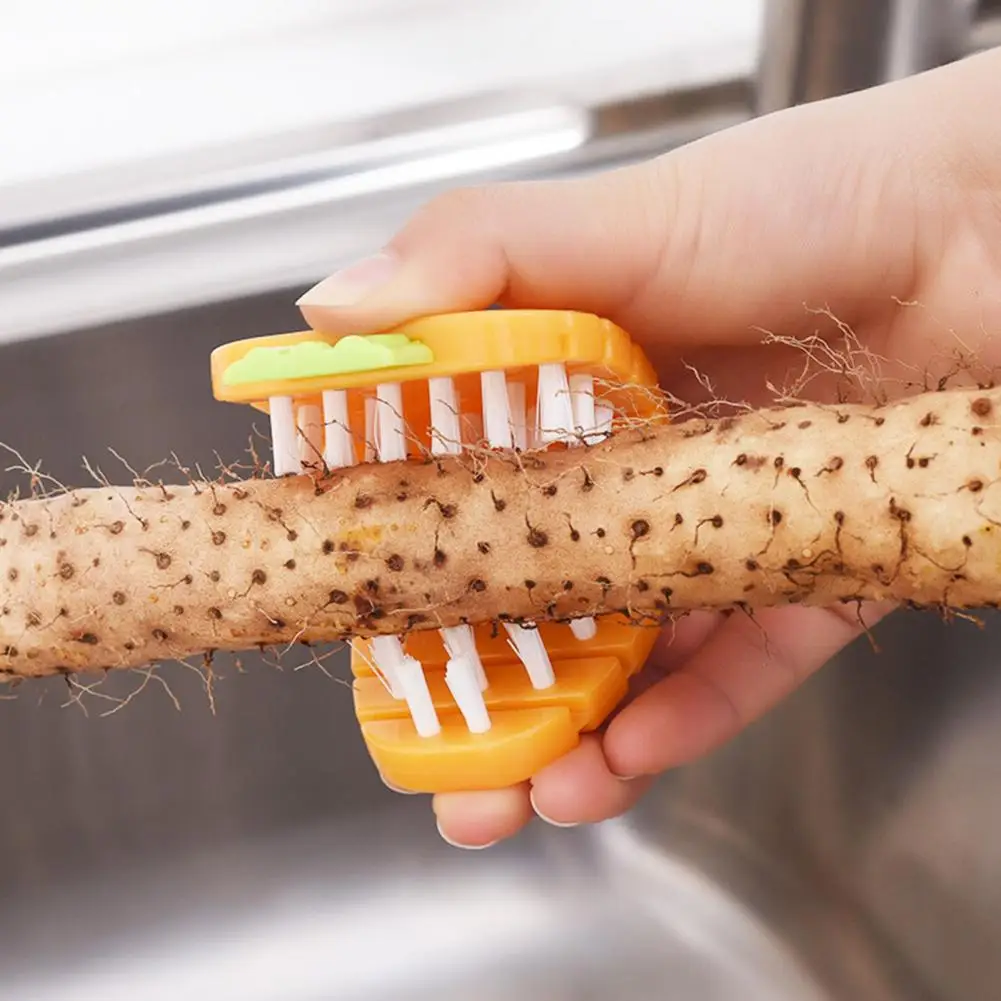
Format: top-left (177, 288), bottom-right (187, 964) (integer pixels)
top-left (3, 384), bottom-right (1001, 680)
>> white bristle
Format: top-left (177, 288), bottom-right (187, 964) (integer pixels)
top-left (369, 634), bottom-right (406, 699)
top-left (368, 389), bottom-right (418, 711)
top-left (536, 363), bottom-right (574, 444)
top-left (296, 404), bottom-right (324, 466)
top-left (428, 385), bottom-right (488, 690)
top-left (481, 370), bottom-right (513, 449)
top-left (594, 403), bottom-right (614, 439)
top-left (504, 623), bottom-right (555, 690)
top-left (567, 372), bottom-right (599, 639)
top-left (364, 396), bottom-right (376, 462)
top-left (322, 390), bottom-right (355, 468)
top-left (269, 396), bottom-right (299, 476)
top-left (445, 656), bottom-right (492, 733)
top-left (428, 377), bottom-right (462, 456)
top-left (507, 381), bottom-right (528, 450)
top-left (397, 655), bottom-right (441, 738)
top-left (375, 383), bottom-right (407, 462)
top-left (485, 374), bottom-right (560, 686)
top-left (570, 373), bottom-right (596, 442)
top-left (442, 624), bottom-right (488, 690)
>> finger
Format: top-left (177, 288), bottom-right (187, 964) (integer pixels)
top-left (604, 602), bottom-right (895, 778)
top-left (529, 733), bottom-right (652, 827)
top-left (432, 783), bottom-right (533, 849)
top-left (616, 610), bottom-right (724, 708)
top-left (425, 615), bottom-right (717, 847)
top-left (651, 610), bottom-right (724, 673)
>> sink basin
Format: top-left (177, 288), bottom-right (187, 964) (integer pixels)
top-left (1, 291), bottom-right (999, 1000)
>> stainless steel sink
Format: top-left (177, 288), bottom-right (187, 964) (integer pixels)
top-left (3, 5), bottom-right (1001, 998)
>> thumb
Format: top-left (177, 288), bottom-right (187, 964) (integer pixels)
top-left (296, 160), bottom-right (677, 336)
top-left (297, 87), bottom-right (907, 349)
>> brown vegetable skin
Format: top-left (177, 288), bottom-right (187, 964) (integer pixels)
top-left (2, 386), bottom-right (1001, 679)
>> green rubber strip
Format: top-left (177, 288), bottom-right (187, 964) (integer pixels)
top-left (222, 334), bottom-right (434, 386)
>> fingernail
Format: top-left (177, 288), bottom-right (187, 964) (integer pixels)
top-left (378, 772), bottom-right (417, 795)
top-left (529, 789), bottom-right (579, 828)
top-left (436, 819), bottom-right (497, 850)
top-left (607, 761), bottom-right (642, 781)
top-left (297, 250), bottom-right (399, 309)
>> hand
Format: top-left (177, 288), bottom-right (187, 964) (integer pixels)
top-left (298, 49), bottom-right (1001, 847)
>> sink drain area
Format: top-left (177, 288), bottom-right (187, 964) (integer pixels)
top-left (0, 803), bottom-right (858, 1001)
